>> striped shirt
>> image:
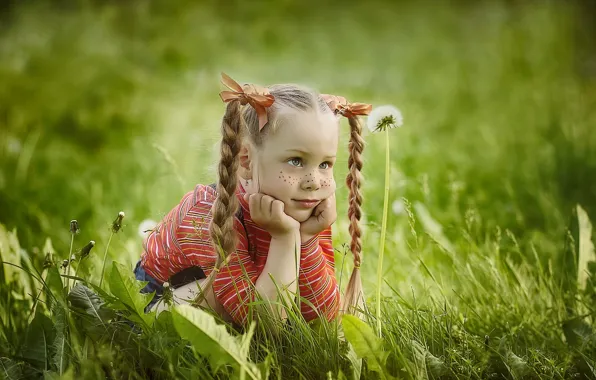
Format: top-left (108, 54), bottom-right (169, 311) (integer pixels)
top-left (140, 183), bottom-right (340, 325)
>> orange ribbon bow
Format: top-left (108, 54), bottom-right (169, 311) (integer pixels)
top-left (321, 94), bottom-right (372, 118)
top-left (219, 72), bottom-right (275, 130)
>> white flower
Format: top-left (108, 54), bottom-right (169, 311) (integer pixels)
top-left (138, 219), bottom-right (158, 238)
top-left (367, 105), bottom-right (403, 133)
top-left (6, 136), bottom-right (22, 155)
top-left (392, 199), bottom-right (405, 215)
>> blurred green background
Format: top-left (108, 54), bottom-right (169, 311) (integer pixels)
top-left (1, 0), bottom-right (595, 294)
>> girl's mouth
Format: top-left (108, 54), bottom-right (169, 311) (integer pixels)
top-left (293, 199), bottom-right (320, 208)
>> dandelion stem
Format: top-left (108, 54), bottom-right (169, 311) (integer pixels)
top-left (66, 233), bottom-right (74, 293)
top-left (376, 127), bottom-right (390, 337)
top-left (73, 256), bottom-right (83, 288)
top-left (98, 232), bottom-right (114, 288)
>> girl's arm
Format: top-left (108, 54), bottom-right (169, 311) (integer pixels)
top-left (228, 192), bottom-right (301, 321)
top-left (254, 230), bottom-right (300, 319)
top-left (176, 190), bottom-right (301, 325)
top-left (297, 226), bottom-right (340, 322)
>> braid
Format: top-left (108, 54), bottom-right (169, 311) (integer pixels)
top-left (341, 115), bottom-right (366, 316)
top-left (346, 116), bottom-right (364, 265)
top-left (193, 100), bottom-right (242, 306)
top-left (210, 100), bottom-right (243, 258)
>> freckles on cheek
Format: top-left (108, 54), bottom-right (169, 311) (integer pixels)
top-left (321, 177), bottom-right (336, 189)
top-left (278, 170), bottom-right (298, 185)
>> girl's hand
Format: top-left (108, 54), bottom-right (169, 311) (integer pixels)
top-left (244, 193), bottom-right (300, 238)
top-left (300, 194), bottom-right (337, 243)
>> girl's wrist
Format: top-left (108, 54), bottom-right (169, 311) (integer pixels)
top-left (300, 233), bottom-right (318, 246)
top-left (270, 229), bottom-right (300, 242)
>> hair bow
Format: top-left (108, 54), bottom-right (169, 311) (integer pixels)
top-left (321, 94), bottom-right (372, 118)
top-left (219, 72), bottom-right (275, 130)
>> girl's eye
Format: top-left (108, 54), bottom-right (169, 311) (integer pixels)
top-left (319, 161), bottom-right (332, 170)
top-left (288, 158), bottom-right (303, 167)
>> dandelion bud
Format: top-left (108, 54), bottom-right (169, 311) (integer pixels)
top-left (70, 220), bottom-right (80, 235)
top-left (111, 211), bottom-right (125, 233)
top-left (61, 259), bottom-right (69, 269)
top-left (70, 254), bottom-right (76, 262)
top-left (79, 240), bottom-right (96, 259)
top-left (43, 252), bottom-right (54, 269)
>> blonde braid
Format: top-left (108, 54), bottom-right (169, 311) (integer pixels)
top-left (341, 115), bottom-right (366, 317)
top-left (193, 100), bottom-right (242, 305)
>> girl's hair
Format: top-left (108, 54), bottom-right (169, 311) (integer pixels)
top-left (197, 77), bottom-right (366, 320)
top-left (342, 115), bottom-right (365, 316)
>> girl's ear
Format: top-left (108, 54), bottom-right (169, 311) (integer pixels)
top-left (238, 144), bottom-right (253, 180)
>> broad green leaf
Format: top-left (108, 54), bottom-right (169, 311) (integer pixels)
top-left (51, 304), bottom-right (68, 375)
top-left (576, 205), bottom-right (595, 291)
top-left (43, 367), bottom-right (74, 380)
top-left (327, 370), bottom-right (348, 380)
top-left (562, 316), bottom-right (594, 348)
top-left (44, 265), bottom-right (66, 315)
top-left (108, 262), bottom-right (155, 328)
top-left (410, 341), bottom-right (429, 380)
top-left (341, 315), bottom-right (388, 379)
top-left (45, 266), bottom-right (64, 300)
top-left (505, 350), bottom-right (529, 379)
top-left (67, 283), bottom-right (113, 324)
top-left (0, 357), bottom-right (23, 380)
top-left (171, 305), bottom-right (261, 379)
top-left (345, 341), bottom-right (362, 380)
top-left (0, 225), bottom-right (33, 297)
top-left (22, 311), bottom-right (55, 370)
top-left (0, 224), bottom-right (22, 284)
top-left (426, 352), bottom-right (447, 378)
top-left (155, 310), bottom-right (178, 337)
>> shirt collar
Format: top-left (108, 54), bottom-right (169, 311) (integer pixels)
top-left (237, 180), bottom-right (250, 214)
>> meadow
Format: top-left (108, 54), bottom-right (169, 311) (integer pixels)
top-left (1, 1), bottom-right (596, 378)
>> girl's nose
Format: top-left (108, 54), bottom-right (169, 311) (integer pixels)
top-left (300, 173), bottom-right (321, 191)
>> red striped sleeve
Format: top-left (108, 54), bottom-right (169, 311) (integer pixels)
top-left (174, 191), bottom-right (258, 326)
top-left (298, 226), bottom-right (340, 322)
top-left (140, 188), bottom-right (204, 282)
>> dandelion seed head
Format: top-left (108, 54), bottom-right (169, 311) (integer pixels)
top-left (392, 199), bottom-right (405, 215)
top-left (367, 105), bottom-right (403, 133)
top-left (163, 282), bottom-right (170, 288)
top-left (138, 219), bottom-right (158, 238)
top-left (6, 136), bottom-right (22, 155)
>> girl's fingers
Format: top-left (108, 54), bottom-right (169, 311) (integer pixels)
top-left (315, 197), bottom-right (331, 214)
top-left (271, 200), bottom-right (285, 219)
top-left (261, 195), bottom-right (274, 216)
top-left (248, 193), bottom-right (262, 219)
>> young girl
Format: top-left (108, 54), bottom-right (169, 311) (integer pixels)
top-left (134, 73), bottom-right (370, 326)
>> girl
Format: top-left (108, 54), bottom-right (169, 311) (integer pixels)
top-left (134, 73), bottom-right (370, 326)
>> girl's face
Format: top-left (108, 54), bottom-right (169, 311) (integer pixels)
top-left (250, 110), bottom-right (339, 223)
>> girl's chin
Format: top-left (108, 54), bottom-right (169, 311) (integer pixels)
top-left (286, 209), bottom-right (311, 223)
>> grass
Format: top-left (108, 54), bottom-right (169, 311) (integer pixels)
top-left (1, 0), bottom-right (596, 378)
